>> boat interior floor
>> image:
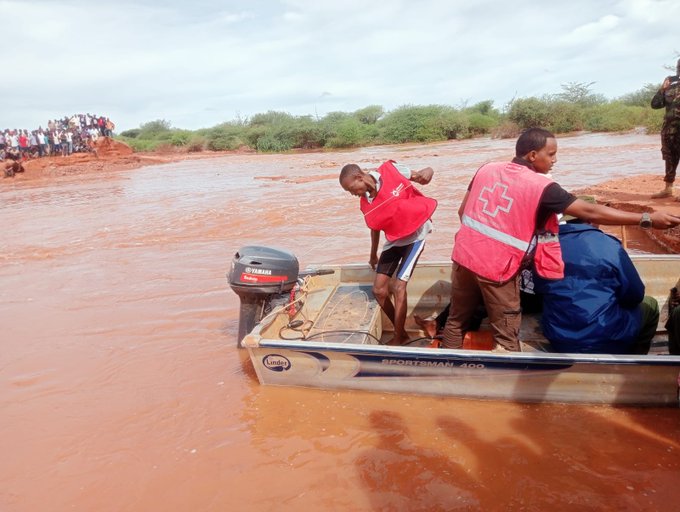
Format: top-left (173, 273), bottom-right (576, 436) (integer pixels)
top-left (303, 282), bottom-right (674, 355)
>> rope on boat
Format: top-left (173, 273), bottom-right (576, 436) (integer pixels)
top-left (260, 275), bottom-right (312, 327)
top-left (319, 289), bottom-right (371, 344)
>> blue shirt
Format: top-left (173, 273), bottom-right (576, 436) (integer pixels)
top-left (532, 223), bottom-right (644, 354)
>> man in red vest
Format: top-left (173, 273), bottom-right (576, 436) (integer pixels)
top-left (340, 161), bottom-right (437, 345)
top-left (442, 127), bottom-right (680, 352)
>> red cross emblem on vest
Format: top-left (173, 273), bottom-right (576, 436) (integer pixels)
top-left (478, 182), bottom-right (513, 217)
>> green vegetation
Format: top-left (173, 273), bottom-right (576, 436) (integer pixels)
top-left (116, 82), bottom-right (666, 153)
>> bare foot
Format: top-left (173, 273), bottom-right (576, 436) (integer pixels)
top-left (386, 335), bottom-right (410, 346)
top-left (414, 314), bottom-right (437, 338)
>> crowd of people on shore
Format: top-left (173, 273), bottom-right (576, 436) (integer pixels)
top-left (1, 114), bottom-right (115, 177)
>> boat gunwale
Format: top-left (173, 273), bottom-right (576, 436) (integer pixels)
top-left (303, 253), bottom-right (680, 271)
top-left (250, 338), bottom-right (680, 366)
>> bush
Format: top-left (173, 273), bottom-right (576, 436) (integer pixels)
top-left (508, 97), bottom-right (583, 133)
top-left (326, 117), bottom-right (364, 148)
top-left (170, 130), bottom-right (192, 147)
top-left (436, 108), bottom-right (469, 139)
top-left (203, 124), bottom-right (245, 151)
top-left (154, 143), bottom-right (175, 154)
top-left (353, 105), bottom-right (384, 124)
top-left (187, 136), bottom-right (207, 152)
top-left (584, 103), bottom-right (639, 132)
top-left (507, 97), bottom-right (552, 129)
top-left (117, 85), bottom-right (670, 153)
top-left (256, 132), bottom-right (292, 152)
top-left (640, 108), bottom-right (665, 134)
top-left (138, 119), bottom-right (172, 139)
top-left (248, 111), bottom-right (295, 126)
top-left (617, 84), bottom-right (660, 107)
top-left (206, 134), bottom-right (241, 151)
top-left (242, 112), bottom-right (325, 151)
top-left (380, 105), bottom-right (450, 143)
top-left (547, 101), bottom-right (584, 133)
top-left (466, 100), bottom-right (497, 116)
top-left (465, 112), bottom-right (497, 136)
top-left (491, 121), bottom-right (521, 139)
top-left (118, 137), bottom-right (163, 152)
top-left (288, 116), bottom-right (324, 149)
top-left (119, 128), bottom-right (141, 138)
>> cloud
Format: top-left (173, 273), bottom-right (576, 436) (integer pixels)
top-left (2, 0), bottom-right (680, 131)
top-left (563, 14), bottom-right (621, 44)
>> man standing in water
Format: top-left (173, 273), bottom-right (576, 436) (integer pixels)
top-left (339, 161), bottom-right (436, 345)
top-left (441, 127), bottom-right (680, 352)
top-left (651, 58), bottom-right (680, 199)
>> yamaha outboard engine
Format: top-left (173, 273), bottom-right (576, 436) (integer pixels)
top-left (228, 246), bottom-right (299, 344)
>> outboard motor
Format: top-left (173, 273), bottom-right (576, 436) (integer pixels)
top-left (228, 246), bottom-right (299, 344)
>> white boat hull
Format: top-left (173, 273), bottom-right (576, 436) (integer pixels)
top-left (248, 342), bottom-right (680, 405)
top-left (238, 255), bottom-right (680, 406)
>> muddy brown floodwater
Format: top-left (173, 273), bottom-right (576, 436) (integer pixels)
top-left (2, 132), bottom-right (680, 511)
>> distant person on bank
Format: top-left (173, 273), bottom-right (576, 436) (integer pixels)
top-left (441, 127), bottom-right (680, 352)
top-left (3, 152), bottom-right (25, 178)
top-left (651, 58), bottom-right (680, 199)
top-left (339, 160), bottom-right (436, 345)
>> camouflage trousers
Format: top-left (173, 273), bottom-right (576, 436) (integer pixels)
top-left (661, 120), bottom-right (680, 182)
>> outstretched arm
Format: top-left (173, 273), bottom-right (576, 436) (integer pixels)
top-left (563, 198), bottom-right (680, 229)
top-left (410, 167), bottom-right (434, 185)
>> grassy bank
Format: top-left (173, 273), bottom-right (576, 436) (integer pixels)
top-left (116, 82), bottom-right (664, 154)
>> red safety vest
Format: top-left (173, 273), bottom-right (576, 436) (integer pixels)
top-left (453, 161), bottom-right (564, 282)
top-left (360, 160), bottom-right (437, 242)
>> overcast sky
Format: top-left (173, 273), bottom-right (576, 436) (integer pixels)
top-left (3, 0), bottom-right (679, 131)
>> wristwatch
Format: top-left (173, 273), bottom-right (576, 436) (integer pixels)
top-left (639, 212), bottom-right (652, 229)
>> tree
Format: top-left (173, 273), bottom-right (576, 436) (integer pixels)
top-left (557, 82), bottom-right (606, 107)
top-left (617, 84), bottom-right (661, 107)
top-left (353, 105), bottom-right (384, 124)
top-left (138, 119), bottom-right (172, 139)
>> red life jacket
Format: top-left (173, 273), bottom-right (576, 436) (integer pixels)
top-left (360, 160), bottom-right (437, 242)
top-left (453, 161), bottom-right (564, 282)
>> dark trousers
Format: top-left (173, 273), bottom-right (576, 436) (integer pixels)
top-left (441, 263), bottom-right (521, 351)
top-left (665, 305), bottom-right (680, 355)
top-left (633, 296), bottom-right (659, 355)
top-left (661, 121), bottom-right (680, 183)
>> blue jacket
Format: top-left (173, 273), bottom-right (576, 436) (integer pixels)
top-left (532, 223), bottom-right (643, 353)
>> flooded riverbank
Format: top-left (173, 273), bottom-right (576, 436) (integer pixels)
top-left (1, 132), bottom-right (679, 511)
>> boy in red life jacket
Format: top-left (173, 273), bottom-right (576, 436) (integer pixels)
top-left (339, 161), bottom-right (437, 345)
top-left (442, 127), bottom-right (680, 352)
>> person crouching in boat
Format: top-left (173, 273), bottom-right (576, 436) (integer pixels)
top-left (441, 127), bottom-right (680, 353)
top-left (339, 161), bottom-right (437, 346)
top-left (532, 216), bottom-right (659, 354)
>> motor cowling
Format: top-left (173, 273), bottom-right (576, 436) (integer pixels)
top-left (228, 246), bottom-right (299, 344)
